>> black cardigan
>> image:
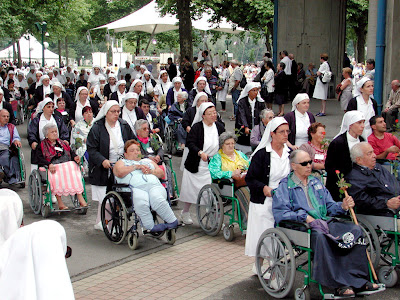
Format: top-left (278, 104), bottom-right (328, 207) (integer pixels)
top-left (87, 117), bottom-right (136, 186)
top-left (346, 97), bottom-right (378, 116)
top-left (48, 91), bottom-right (73, 110)
top-left (245, 149), bottom-right (271, 204)
top-left (184, 121), bottom-right (225, 173)
top-left (325, 132), bottom-right (364, 201)
top-left (284, 111), bottom-right (316, 145)
top-left (69, 99), bottom-right (99, 121)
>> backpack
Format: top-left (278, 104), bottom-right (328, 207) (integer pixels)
top-left (321, 62), bottom-right (332, 84)
top-left (240, 73), bottom-right (247, 88)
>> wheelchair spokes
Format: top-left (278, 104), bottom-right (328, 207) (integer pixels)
top-left (101, 192), bottom-right (128, 245)
top-left (196, 184), bottom-right (224, 236)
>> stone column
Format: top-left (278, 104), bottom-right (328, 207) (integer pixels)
top-left (367, 0), bottom-right (378, 60)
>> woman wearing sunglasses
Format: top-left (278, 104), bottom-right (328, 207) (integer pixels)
top-left (299, 122), bottom-right (327, 180)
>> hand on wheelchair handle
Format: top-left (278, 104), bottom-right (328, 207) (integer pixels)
top-left (102, 159), bottom-right (112, 169)
top-left (48, 164), bottom-right (56, 174)
top-left (31, 142), bottom-right (38, 150)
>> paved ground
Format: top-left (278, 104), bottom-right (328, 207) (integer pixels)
top-left (11, 97), bottom-right (400, 299)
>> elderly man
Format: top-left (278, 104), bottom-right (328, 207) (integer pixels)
top-left (228, 60), bottom-right (243, 119)
top-left (382, 79), bottom-right (400, 132)
top-left (204, 67), bottom-right (218, 105)
top-left (117, 61), bottom-right (132, 81)
top-left (273, 149), bottom-right (379, 297)
top-left (346, 142), bottom-right (400, 216)
top-left (0, 109), bottom-right (22, 184)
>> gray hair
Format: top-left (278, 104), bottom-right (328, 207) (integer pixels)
top-left (219, 131), bottom-right (237, 149)
top-left (350, 142), bottom-right (369, 163)
top-left (134, 119), bottom-right (148, 132)
top-left (177, 91), bottom-right (188, 99)
top-left (260, 108), bottom-right (274, 120)
top-left (42, 123), bottom-right (58, 138)
top-left (203, 66), bottom-right (212, 72)
top-left (289, 149), bottom-right (308, 164)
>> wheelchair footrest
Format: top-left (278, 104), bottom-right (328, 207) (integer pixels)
top-left (356, 283), bottom-right (385, 296)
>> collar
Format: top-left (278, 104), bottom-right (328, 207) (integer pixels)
top-left (287, 172), bottom-right (316, 189)
top-left (354, 163), bottom-right (381, 175)
top-left (346, 131), bottom-right (359, 142)
top-left (295, 109), bottom-right (307, 118)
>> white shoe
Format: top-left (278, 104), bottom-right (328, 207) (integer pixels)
top-left (94, 222), bottom-right (104, 231)
top-left (180, 210), bottom-right (193, 225)
top-left (270, 276), bottom-right (280, 290)
top-left (52, 195), bottom-right (57, 204)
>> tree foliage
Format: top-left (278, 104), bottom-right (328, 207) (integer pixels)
top-left (346, 0), bottom-right (369, 62)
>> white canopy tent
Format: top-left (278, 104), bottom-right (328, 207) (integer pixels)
top-left (0, 34), bottom-right (63, 66)
top-left (92, 0), bottom-right (246, 35)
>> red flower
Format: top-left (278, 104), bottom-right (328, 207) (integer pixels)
top-left (241, 125), bottom-right (244, 128)
top-left (335, 170), bottom-right (340, 175)
top-left (396, 119), bottom-right (399, 123)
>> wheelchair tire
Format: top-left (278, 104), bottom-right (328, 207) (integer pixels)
top-left (255, 228), bottom-right (296, 299)
top-left (41, 204), bottom-right (51, 218)
top-left (378, 266), bottom-right (398, 288)
top-left (294, 287), bottom-right (310, 300)
top-left (223, 225), bottom-right (235, 242)
top-left (166, 229), bottom-right (176, 245)
top-left (19, 151), bottom-right (26, 183)
top-left (196, 184), bottom-right (224, 236)
top-left (357, 216), bottom-right (381, 269)
top-left (165, 126), bottom-right (176, 155)
top-left (165, 164), bottom-right (178, 201)
top-left (234, 186), bottom-right (250, 232)
top-left (127, 232), bottom-right (139, 250)
top-left (28, 169), bottom-right (43, 215)
top-left (101, 191), bottom-right (129, 244)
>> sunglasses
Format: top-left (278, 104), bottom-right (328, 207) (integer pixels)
top-left (297, 160), bottom-right (312, 166)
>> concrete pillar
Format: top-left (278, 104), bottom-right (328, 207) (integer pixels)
top-left (277, 0), bottom-right (346, 96)
top-left (367, 0), bottom-right (378, 60)
top-left (383, 0), bottom-right (400, 103)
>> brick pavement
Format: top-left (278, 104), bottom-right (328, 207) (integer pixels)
top-left (72, 232), bottom-right (255, 300)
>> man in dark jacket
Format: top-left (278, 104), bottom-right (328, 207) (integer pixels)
top-left (346, 142), bottom-right (400, 216)
top-left (167, 57), bottom-right (177, 81)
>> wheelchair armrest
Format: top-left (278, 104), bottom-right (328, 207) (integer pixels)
top-left (212, 178), bottom-right (234, 189)
top-left (278, 220), bottom-right (310, 230)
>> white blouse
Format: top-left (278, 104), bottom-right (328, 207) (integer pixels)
top-left (294, 110), bottom-right (311, 146)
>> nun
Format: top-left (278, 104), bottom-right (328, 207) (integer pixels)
top-left (142, 71), bottom-right (156, 97)
top-left (284, 93), bottom-right (316, 148)
top-left (0, 189), bottom-right (75, 300)
top-left (120, 92), bottom-right (146, 132)
top-left (187, 76), bottom-right (212, 107)
top-left (166, 77), bottom-right (188, 108)
top-left (87, 65), bottom-right (103, 90)
top-left (325, 111), bottom-right (365, 200)
top-left (235, 82), bottom-right (265, 149)
top-left (49, 81), bottom-right (73, 110)
top-left (103, 73), bottom-right (117, 100)
top-left (346, 77), bottom-right (377, 139)
top-left (33, 75), bottom-right (52, 108)
top-left (154, 70), bottom-right (172, 103)
top-left (179, 102), bottom-right (225, 225)
top-left (69, 86), bottom-right (99, 127)
top-left (109, 80), bottom-right (127, 106)
top-left (87, 100), bottom-right (136, 230)
top-left (245, 117), bottom-right (291, 277)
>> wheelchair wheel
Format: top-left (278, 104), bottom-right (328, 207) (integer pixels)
top-left (196, 184), bottom-right (224, 236)
top-left (234, 186), bottom-right (250, 232)
top-left (294, 287), bottom-right (310, 300)
top-left (127, 231), bottom-right (139, 250)
top-left (101, 191), bottom-right (129, 244)
top-left (165, 164), bottom-right (178, 201)
top-left (19, 151), bottom-right (26, 188)
top-left (71, 195), bottom-right (88, 215)
top-left (165, 126), bottom-right (176, 155)
top-left (223, 225), bottom-right (235, 242)
top-left (166, 229), bottom-right (176, 245)
top-left (378, 266), bottom-right (398, 287)
top-left (255, 228), bottom-right (296, 299)
top-left (357, 216), bottom-right (381, 269)
top-left (28, 169), bottom-right (43, 215)
top-left (41, 203), bottom-right (51, 218)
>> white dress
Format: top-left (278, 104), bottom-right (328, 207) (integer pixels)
top-left (294, 110), bottom-right (311, 146)
top-left (313, 61), bottom-right (329, 100)
top-left (179, 122), bottom-right (219, 204)
top-left (217, 68), bottom-right (230, 103)
top-left (355, 95), bottom-right (375, 140)
top-left (245, 144), bottom-right (290, 257)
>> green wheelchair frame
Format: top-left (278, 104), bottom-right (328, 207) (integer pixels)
top-left (165, 119), bottom-right (183, 155)
top-left (255, 219), bottom-right (385, 299)
top-left (165, 154), bottom-right (180, 200)
top-left (28, 164), bottom-right (88, 218)
top-left (196, 178), bottom-right (250, 242)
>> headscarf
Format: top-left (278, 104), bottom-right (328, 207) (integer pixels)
top-left (39, 75), bottom-right (50, 86)
top-left (93, 100), bottom-right (120, 124)
top-left (96, 84), bottom-right (105, 100)
top-left (192, 91), bottom-right (208, 108)
top-left (75, 86), bottom-right (90, 103)
top-left (192, 102), bottom-right (215, 126)
top-left (51, 81), bottom-right (63, 93)
top-left (36, 98), bottom-right (53, 114)
top-left (291, 93), bottom-right (309, 111)
top-left (116, 80), bottom-right (127, 90)
top-left (357, 77), bottom-right (373, 93)
top-left (108, 73), bottom-right (116, 80)
top-left (123, 92), bottom-right (139, 103)
top-left (172, 76), bottom-right (185, 90)
top-left (334, 111), bottom-right (365, 139)
top-left (251, 117), bottom-right (288, 157)
top-left (0, 189), bottom-right (23, 249)
top-left (92, 65), bottom-right (102, 75)
top-left (238, 82), bottom-right (263, 102)
top-left (193, 76), bottom-right (212, 95)
top-left (158, 70), bottom-right (170, 82)
top-left (129, 79), bottom-right (143, 95)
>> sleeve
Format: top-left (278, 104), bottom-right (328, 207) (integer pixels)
top-left (346, 98), bottom-right (357, 111)
top-left (272, 183), bottom-right (309, 224)
top-left (367, 135), bottom-right (381, 156)
top-left (27, 118), bottom-right (39, 145)
top-left (322, 186), bottom-right (347, 216)
top-left (166, 89), bottom-right (173, 107)
top-left (12, 127), bottom-right (21, 142)
top-left (186, 124), bottom-right (202, 154)
top-left (264, 70), bottom-right (274, 84)
top-left (36, 143), bottom-right (51, 166)
top-left (58, 119), bottom-right (70, 141)
top-left (250, 125), bottom-right (261, 148)
top-left (209, 154), bottom-right (232, 180)
top-left (87, 125), bottom-right (107, 167)
top-left (181, 109), bottom-right (191, 129)
top-left (393, 135), bottom-right (400, 149)
top-left (245, 150), bottom-right (267, 194)
top-left (237, 100), bottom-right (249, 128)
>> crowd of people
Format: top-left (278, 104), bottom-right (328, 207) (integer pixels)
top-left (0, 48), bottom-right (398, 298)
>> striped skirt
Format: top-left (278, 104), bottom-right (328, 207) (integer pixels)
top-left (46, 161), bottom-right (84, 196)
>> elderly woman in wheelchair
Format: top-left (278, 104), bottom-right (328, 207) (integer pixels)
top-left (113, 140), bottom-right (178, 233)
top-left (271, 149), bottom-right (380, 298)
top-left (135, 119), bottom-right (163, 165)
top-left (36, 123), bottom-right (87, 211)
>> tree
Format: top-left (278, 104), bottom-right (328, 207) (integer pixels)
top-left (346, 0), bottom-right (368, 62)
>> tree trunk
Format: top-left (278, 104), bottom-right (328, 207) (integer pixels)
top-left (58, 39), bottom-right (62, 67)
top-left (352, 40), bottom-right (358, 62)
top-left (136, 35), bottom-right (140, 56)
top-left (65, 37), bottom-right (69, 66)
top-left (16, 40), bottom-right (22, 68)
top-left (265, 22), bottom-right (273, 53)
top-left (12, 42), bottom-right (16, 63)
top-left (176, 0), bottom-right (193, 62)
top-left (354, 23), bottom-right (367, 63)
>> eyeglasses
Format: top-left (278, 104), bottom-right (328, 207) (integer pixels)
top-left (275, 129), bottom-right (291, 135)
top-left (296, 160), bottom-right (313, 166)
top-left (108, 109), bottom-right (121, 114)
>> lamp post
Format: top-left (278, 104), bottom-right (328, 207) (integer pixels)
top-left (23, 34), bottom-right (31, 64)
top-left (224, 40), bottom-right (232, 60)
top-left (35, 21), bottom-right (47, 67)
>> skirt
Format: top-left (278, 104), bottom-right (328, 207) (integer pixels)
top-left (274, 93), bottom-right (286, 105)
top-left (313, 78), bottom-right (328, 100)
top-left (245, 198), bottom-right (275, 257)
top-left (179, 162), bottom-right (211, 205)
top-left (91, 185), bottom-right (107, 202)
top-left (46, 161), bottom-right (84, 196)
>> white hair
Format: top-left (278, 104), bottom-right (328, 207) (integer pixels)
top-left (350, 142), bottom-right (369, 163)
top-left (177, 91), bottom-right (188, 99)
top-left (42, 123), bottom-right (58, 138)
top-left (134, 119), bottom-right (148, 132)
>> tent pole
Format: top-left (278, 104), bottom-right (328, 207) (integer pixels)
top-left (145, 25), bottom-right (158, 53)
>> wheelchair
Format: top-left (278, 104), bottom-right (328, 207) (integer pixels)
top-left (196, 178), bottom-right (250, 242)
top-left (254, 219), bottom-right (385, 299)
top-left (356, 213), bottom-right (400, 288)
top-left (164, 119), bottom-right (184, 155)
top-left (28, 165), bottom-right (88, 218)
top-left (100, 154), bottom-right (180, 250)
top-left (16, 147), bottom-right (26, 188)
